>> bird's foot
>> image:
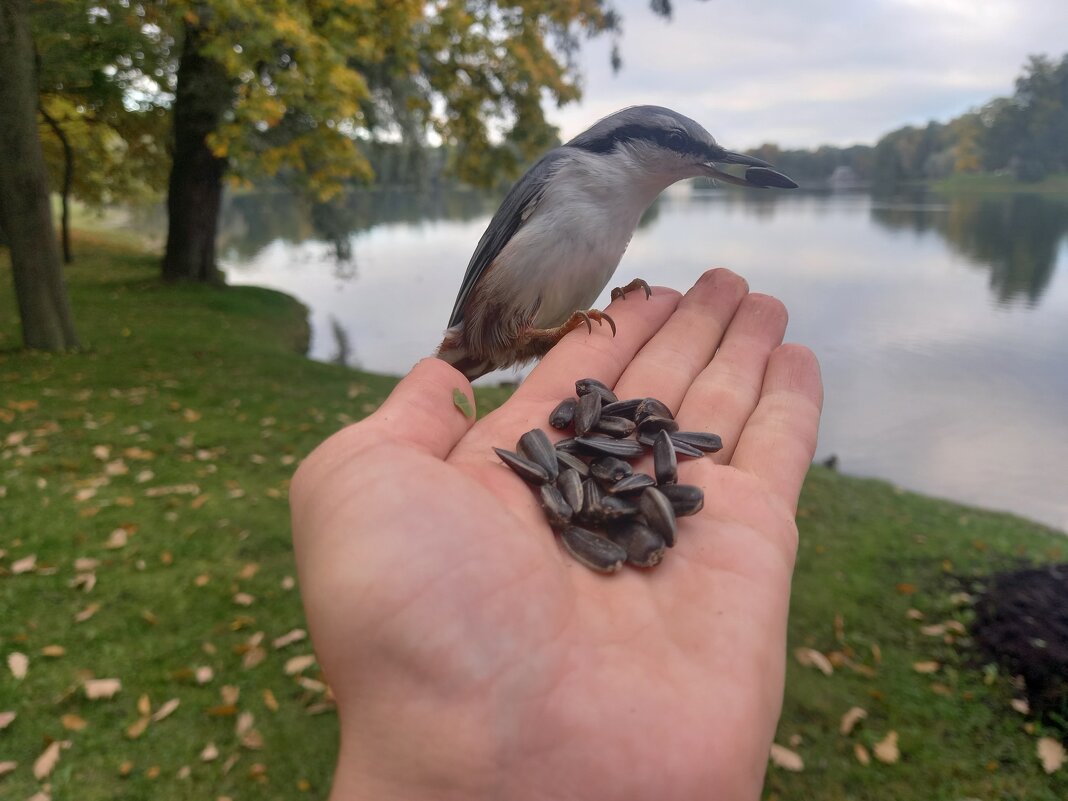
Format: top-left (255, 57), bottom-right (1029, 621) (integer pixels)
top-left (511, 308), bottom-right (617, 362)
top-left (610, 278), bottom-right (652, 302)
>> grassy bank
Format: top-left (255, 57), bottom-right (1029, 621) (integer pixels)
top-left (1, 238), bottom-right (1065, 800)
top-left (931, 172), bottom-right (1068, 195)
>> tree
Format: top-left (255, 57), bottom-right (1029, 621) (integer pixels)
top-left (0, 0), bottom-right (79, 350)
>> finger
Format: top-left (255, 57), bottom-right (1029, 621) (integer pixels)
top-left (730, 344), bottom-right (823, 514)
top-left (675, 293), bottom-right (788, 463)
top-left (613, 268), bottom-right (749, 410)
top-left (509, 286), bottom-right (682, 406)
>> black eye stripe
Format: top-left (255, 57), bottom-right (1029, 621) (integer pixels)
top-left (573, 123), bottom-right (707, 157)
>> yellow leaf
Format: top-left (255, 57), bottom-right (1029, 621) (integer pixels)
top-left (769, 743), bottom-right (804, 772)
top-left (284, 654), bottom-right (317, 675)
top-left (0, 711), bottom-right (15, 729)
top-left (105, 528), bottom-right (128, 549)
top-left (0, 761), bottom-right (17, 777)
top-left (75, 602), bottom-right (101, 622)
top-left (235, 711), bottom-right (255, 737)
top-left (84, 678), bottom-right (122, 700)
top-left (912, 661), bottom-right (940, 674)
top-left (1011, 698), bottom-right (1030, 715)
top-left (152, 698), bottom-right (180, 722)
top-left (62, 714), bottom-right (88, 731)
top-left (854, 743), bottom-right (871, 765)
top-left (11, 554), bottom-right (37, 574)
top-left (7, 652), bottom-right (28, 680)
top-left (200, 742), bottom-right (219, 762)
top-left (137, 694), bottom-right (151, 716)
top-left (262, 689), bottom-right (279, 712)
top-left (195, 666), bottom-right (214, 685)
top-left (233, 592), bottom-right (255, 607)
top-left (1038, 737), bottom-right (1066, 774)
top-left (125, 716), bottom-right (150, 739)
top-left (793, 647), bottom-right (833, 676)
top-left (839, 706), bottom-right (867, 736)
top-left (221, 685), bottom-right (241, 705)
top-left (33, 740), bottom-right (65, 780)
top-left (272, 628), bottom-right (307, 649)
top-left (874, 731), bottom-right (900, 764)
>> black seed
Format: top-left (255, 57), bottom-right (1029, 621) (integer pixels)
top-left (554, 437), bottom-right (584, 455)
top-left (597, 495), bottom-right (640, 522)
top-left (548, 398), bottom-right (578, 430)
top-left (640, 431), bottom-right (702, 457)
top-left (555, 450), bottom-right (590, 477)
top-left (574, 436), bottom-right (646, 459)
top-left (493, 447), bottom-right (550, 484)
top-left (575, 378), bottom-right (618, 405)
top-left (671, 431), bottom-right (724, 453)
top-left (539, 484), bottom-right (573, 529)
top-left (608, 473), bottom-right (656, 495)
top-left (601, 398), bottom-right (642, 420)
top-left (640, 487), bottom-right (678, 546)
top-left (581, 478), bottom-right (604, 520)
top-left (636, 415), bottom-right (680, 436)
top-left (593, 416), bottom-right (637, 438)
top-left (635, 397), bottom-right (673, 422)
top-left (609, 521), bottom-right (666, 567)
top-left (560, 525), bottom-right (626, 573)
top-left (657, 483), bottom-right (704, 517)
top-left (653, 429), bottom-right (678, 485)
top-left (557, 468), bottom-right (585, 512)
top-left (574, 392), bottom-right (602, 437)
top-left (590, 456), bottom-right (632, 484)
top-left (517, 428), bottom-right (559, 481)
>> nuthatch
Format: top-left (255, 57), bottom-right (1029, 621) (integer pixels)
top-left (436, 105), bottom-right (797, 380)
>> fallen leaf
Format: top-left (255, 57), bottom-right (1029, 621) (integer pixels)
top-left (262, 689), bottom-right (278, 712)
top-left (62, 714), bottom-right (88, 731)
top-left (104, 529), bottom-right (128, 549)
top-left (74, 557), bottom-right (99, 572)
top-left (895, 582), bottom-right (917, 595)
top-left (75, 603), bottom-right (101, 622)
top-left (949, 591), bottom-right (975, 606)
top-left (222, 753), bottom-right (240, 774)
top-left (272, 629), bottom-right (307, 649)
top-left (1011, 698), bottom-right (1030, 715)
top-left (176, 765), bottom-right (191, 779)
top-left (137, 694), bottom-right (151, 716)
top-left (240, 729), bottom-right (264, 750)
top-left (194, 574), bottom-right (210, 587)
top-left (769, 743), bottom-right (804, 772)
top-left (33, 740), bottom-right (64, 780)
top-left (839, 706), bottom-right (868, 736)
top-left (906, 608), bottom-right (924, 620)
top-left (235, 711), bottom-right (255, 737)
top-left (11, 554), bottom-right (37, 574)
top-left (242, 645), bottom-right (267, 669)
top-left (281, 576), bottom-right (295, 590)
top-left (233, 592), bottom-right (255, 607)
top-left (125, 717), bottom-right (150, 739)
top-left (92, 445), bottom-right (111, 460)
top-left (920, 623), bottom-right (946, 636)
top-left (221, 685), bottom-right (240, 705)
top-left (8, 652), bottom-right (28, 680)
top-left (874, 731), bottom-right (900, 764)
top-left (145, 764), bottom-right (160, 779)
top-left (912, 661), bottom-right (940, 674)
top-left (41, 645), bottom-right (65, 658)
top-left (0, 711), bottom-right (15, 729)
top-left (118, 760), bottom-right (134, 776)
top-left (152, 698), bottom-right (180, 722)
top-left (237, 563), bottom-right (260, 580)
top-left (200, 742), bottom-right (219, 762)
top-left (285, 654), bottom-right (317, 675)
top-left (0, 761), bottom-right (17, 777)
top-left (297, 677), bottom-right (326, 693)
top-left (854, 743), bottom-right (871, 766)
top-left (27, 791), bottom-right (51, 801)
top-left (195, 666), bottom-right (214, 685)
top-left (84, 678), bottom-right (122, 699)
top-left (1038, 737), bottom-right (1066, 774)
top-left (793, 647), bottom-right (833, 676)
top-left (206, 704), bottom-right (238, 717)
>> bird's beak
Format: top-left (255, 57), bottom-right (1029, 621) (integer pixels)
top-left (702, 149), bottom-right (799, 189)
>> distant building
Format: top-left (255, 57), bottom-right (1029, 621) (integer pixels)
top-left (828, 166), bottom-right (864, 190)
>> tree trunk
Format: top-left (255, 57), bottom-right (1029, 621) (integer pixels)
top-left (39, 104), bottom-right (73, 264)
top-left (161, 20), bottom-right (231, 283)
top-left (0, 0), bottom-right (79, 350)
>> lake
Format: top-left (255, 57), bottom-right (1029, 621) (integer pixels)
top-left (215, 187), bottom-right (1068, 533)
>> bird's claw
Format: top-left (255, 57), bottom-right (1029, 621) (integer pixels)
top-left (610, 278), bottom-right (652, 302)
top-left (569, 308), bottom-right (617, 337)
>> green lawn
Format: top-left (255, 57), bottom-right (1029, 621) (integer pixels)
top-left (931, 171), bottom-right (1068, 195)
top-left (1, 237), bottom-right (1064, 799)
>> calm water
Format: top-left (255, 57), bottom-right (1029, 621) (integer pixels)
top-left (216, 188), bottom-right (1068, 532)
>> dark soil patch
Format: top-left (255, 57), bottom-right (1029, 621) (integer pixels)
top-left (972, 563), bottom-right (1068, 730)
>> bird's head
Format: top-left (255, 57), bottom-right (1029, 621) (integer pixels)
top-left (566, 105), bottom-right (797, 189)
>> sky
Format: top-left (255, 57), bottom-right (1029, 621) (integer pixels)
top-left (546, 0), bottom-right (1068, 151)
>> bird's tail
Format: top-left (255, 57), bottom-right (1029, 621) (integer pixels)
top-left (435, 325), bottom-right (493, 381)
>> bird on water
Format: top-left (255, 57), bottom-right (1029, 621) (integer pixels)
top-left (435, 105), bottom-right (798, 380)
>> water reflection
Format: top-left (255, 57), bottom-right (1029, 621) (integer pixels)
top-left (218, 188), bottom-right (1068, 532)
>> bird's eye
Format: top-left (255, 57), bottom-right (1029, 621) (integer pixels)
top-left (667, 130), bottom-right (685, 147)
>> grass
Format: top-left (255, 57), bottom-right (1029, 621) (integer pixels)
top-left (1, 236), bottom-right (1065, 799)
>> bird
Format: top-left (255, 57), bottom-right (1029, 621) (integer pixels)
top-left (435, 105), bottom-right (798, 380)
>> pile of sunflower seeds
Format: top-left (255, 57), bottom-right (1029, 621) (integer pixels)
top-left (492, 378), bottom-right (721, 574)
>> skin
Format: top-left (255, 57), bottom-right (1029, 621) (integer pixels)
top-left (290, 268), bottom-right (823, 801)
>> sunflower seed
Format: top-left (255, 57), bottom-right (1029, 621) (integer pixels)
top-left (555, 450), bottom-right (590, 477)
top-left (554, 437), bottom-right (584, 455)
top-left (639, 486), bottom-right (677, 546)
top-left (593, 416), bottom-right (637, 438)
top-left (657, 483), bottom-right (704, 517)
top-left (670, 431), bottom-right (724, 453)
top-left (574, 392), bottom-right (602, 437)
top-left (639, 431), bottom-right (702, 457)
top-left (575, 378), bottom-right (618, 405)
top-left (493, 447), bottom-right (550, 484)
top-left (653, 429), bottom-right (678, 485)
top-left (635, 397), bottom-right (673, 422)
top-left (590, 456), bottom-right (633, 484)
top-left (601, 398), bottom-right (642, 420)
top-left (574, 436), bottom-right (646, 459)
top-left (539, 484), bottom-right (573, 529)
top-left (517, 429), bottom-right (559, 481)
top-left (595, 495), bottom-right (641, 523)
top-left (609, 521), bottom-right (666, 567)
top-left (548, 398), bottom-right (578, 430)
top-left (557, 468), bottom-right (585, 512)
top-left (560, 525), bottom-right (626, 573)
top-left (636, 415), bottom-right (680, 436)
top-left (581, 478), bottom-right (605, 520)
top-left (608, 472), bottom-right (657, 495)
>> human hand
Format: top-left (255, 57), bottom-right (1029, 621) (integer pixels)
top-left (289, 268), bottom-right (822, 801)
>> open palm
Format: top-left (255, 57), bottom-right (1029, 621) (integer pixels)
top-left (290, 269), bottom-right (822, 801)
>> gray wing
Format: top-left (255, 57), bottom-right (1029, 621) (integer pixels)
top-left (447, 149), bottom-right (569, 327)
